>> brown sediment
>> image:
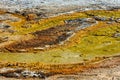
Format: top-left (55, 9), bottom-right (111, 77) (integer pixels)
top-left (5, 24), bottom-right (74, 50)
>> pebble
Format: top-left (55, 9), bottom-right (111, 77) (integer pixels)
top-left (21, 70), bottom-right (46, 78)
top-left (115, 18), bottom-right (120, 23)
top-left (94, 16), bottom-right (108, 21)
top-left (114, 33), bottom-right (120, 37)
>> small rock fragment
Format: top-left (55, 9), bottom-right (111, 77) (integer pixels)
top-left (0, 23), bottom-right (11, 29)
top-left (26, 14), bottom-right (38, 20)
top-left (115, 18), bottom-right (120, 23)
top-left (94, 16), bottom-right (108, 21)
top-left (114, 33), bottom-right (120, 37)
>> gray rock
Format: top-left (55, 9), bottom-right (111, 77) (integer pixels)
top-left (115, 18), bottom-right (120, 23)
top-left (109, 17), bottom-right (115, 21)
top-left (64, 20), bottom-right (77, 24)
top-left (108, 6), bottom-right (120, 11)
top-left (114, 33), bottom-right (120, 37)
top-left (21, 70), bottom-right (31, 77)
top-left (0, 14), bottom-right (20, 22)
top-left (17, 49), bottom-right (27, 52)
top-left (1, 72), bottom-right (20, 78)
top-left (64, 18), bottom-right (96, 24)
top-left (106, 21), bottom-right (114, 24)
top-left (0, 23), bottom-right (11, 29)
top-left (0, 68), bottom-right (23, 78)
top-left (37, 72), bottom-right (46, 78)
top-left (75, 22), bottom-right (92, 31)
top-left (64, 18), bottom-right (83, 24)
top-left (94, 16), bottom-right (108, 21)
top-left (21, 70), bottom-right (46, 78)
top-left (84, 18), bottom-right (96, 23)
